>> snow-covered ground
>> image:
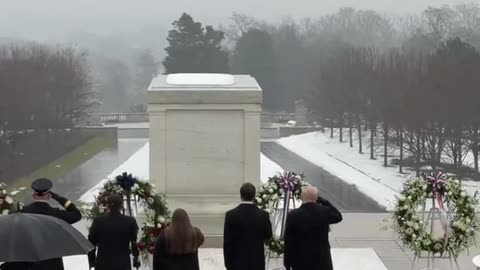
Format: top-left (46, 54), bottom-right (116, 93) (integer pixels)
top-left (278, 131), bottom-right (480, 211)
top-left (261, 153), bottom-right (283, 183)
top-left (79, 142), bottom-right (284, 203)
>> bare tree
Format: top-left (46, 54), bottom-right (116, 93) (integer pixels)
top-left (423, 6), bottom-right (455, 44)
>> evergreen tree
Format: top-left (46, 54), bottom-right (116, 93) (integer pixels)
top-left (232, 29), bottom-right (278, 111)
top-left (131, 49), bottom-right (158, 111)
top-left (163, 13), bottom-right (229, 74)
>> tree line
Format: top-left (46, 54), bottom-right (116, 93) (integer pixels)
top-left (162, 4), bottom-right (480, 113)
top-left (0, 44), bottom-right (94, 135)
top-left (312, 38), bottom-right (480, 179)
top-left (161, 4), bottom-right (480, 178)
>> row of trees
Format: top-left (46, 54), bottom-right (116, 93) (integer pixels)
top-left (0, 45), bottom-right (95, 132)
top-left (311, 38), bottom-right (480, 178)
top-left (0, 45), bottom-right (100, 180)
top-left (161, 3), bottom-right (480, 113)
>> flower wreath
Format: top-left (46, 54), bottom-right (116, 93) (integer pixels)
top-left (0, 183), bottom-right (25, 216)
top-left (393, 172), bottom-right (479, 257)
top-left (254, 171), bottom-right (308, 255)
top-left (82, 173), bottom-right (170, 261)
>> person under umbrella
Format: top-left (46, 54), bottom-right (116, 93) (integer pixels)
top-left (0, 213), bottom-right (93, 270)
top-left (88, 194), bottom-right (141, 270)
top-left (19, 178), bottom-right (82, 270)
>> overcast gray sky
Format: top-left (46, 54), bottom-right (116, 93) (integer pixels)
top-left (0, 0), bottom-right (468, 40)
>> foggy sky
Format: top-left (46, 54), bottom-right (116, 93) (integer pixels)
top-left (0, 0), bottom-right (469, 40)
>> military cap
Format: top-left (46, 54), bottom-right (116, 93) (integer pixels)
top-left (31, 178), bottom-right (53, 195)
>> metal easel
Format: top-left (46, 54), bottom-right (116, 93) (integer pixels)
top-left (266, 189), bottom-right (297, 270)
top-left (410, 198), bottom-right (460, 270)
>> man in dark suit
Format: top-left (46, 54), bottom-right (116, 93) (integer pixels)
top-left (88, 194), bottom-right (140, 270)
top-left (20, 178), bottom-right (82, 270)
top-left (284, 186), bottom-right (343, 270)
top-left (223, 183), bottom-right (273, 270)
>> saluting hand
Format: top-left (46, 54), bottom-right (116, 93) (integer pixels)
top-left (316, 196), bottom-right (328, 204)
top-left (49, 191), bottom-right (62, 201)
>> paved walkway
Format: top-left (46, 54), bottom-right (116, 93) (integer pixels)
top-left (261, 142), bottom-right (385, 212)
top-left (54, 138), bottom-right (147, 202)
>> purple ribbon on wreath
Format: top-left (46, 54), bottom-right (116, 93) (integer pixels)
top-left (275, 172), bottom-right (300, 191)
top-left (116, 172), bottom-right (137, 191)
top-left (423, 171), bottom-right (448, 230)
top-left (424, 171), bottom-right (447, 197)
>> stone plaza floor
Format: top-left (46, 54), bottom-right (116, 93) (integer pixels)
top-left (329, 213), bottom-right (479, 270)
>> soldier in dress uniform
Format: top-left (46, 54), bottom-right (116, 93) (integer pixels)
top-left (20, 178), bottom-right (82, 270)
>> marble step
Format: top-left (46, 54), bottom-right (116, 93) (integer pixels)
top-left (63, 248), bottom-right (388, 270)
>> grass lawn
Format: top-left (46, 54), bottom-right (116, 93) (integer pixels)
top-left (10, 135), bottom-right (115, 200)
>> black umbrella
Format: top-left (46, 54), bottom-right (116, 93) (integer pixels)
top-left (0, 213), bottom-right (93, 262)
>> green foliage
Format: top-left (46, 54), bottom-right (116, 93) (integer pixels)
top-left (163, 13), bottom-right (229, 74)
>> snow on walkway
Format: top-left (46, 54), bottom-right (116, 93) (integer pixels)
top-left (278, 131), bottom-right (480, 211)
top-left (79, 142), bottom-right (283, 203)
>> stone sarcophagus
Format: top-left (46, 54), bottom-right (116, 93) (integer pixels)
top-left (148, 74), bottom-right (262, 239)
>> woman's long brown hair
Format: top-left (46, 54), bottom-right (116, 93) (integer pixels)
top-left (164, 208), bottom-right (197, 254)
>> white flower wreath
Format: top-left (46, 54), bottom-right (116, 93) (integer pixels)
top-left (393, 172), bottom-right (479, 257)
top-left (0, 183), bottom-right (25, 216)
top-left (81, 173), bottom-right (170, 261)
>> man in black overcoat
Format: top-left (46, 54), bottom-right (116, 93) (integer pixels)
top-left (88, 194), bottom-right (140, 270)
top-left (284, 186), bottom-right (343, 270)
top-left (20, 178), bottom-right (82, 270)
top-left (223, 183), bottom-right (273, 270)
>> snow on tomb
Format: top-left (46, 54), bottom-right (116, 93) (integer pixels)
top-left (165, 73), bottom-right (235, 85)
top-left (147, 73), bottom-right (262, 245)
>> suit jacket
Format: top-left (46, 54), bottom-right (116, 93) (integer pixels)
top-left (283, 199), bottom-right (343, 270)
top-left (20, 200), bottom-right (82, 270)
top-left (223, 203), bottom-right (272, 270)
top-left (88, 212), bottom-right (139, 270)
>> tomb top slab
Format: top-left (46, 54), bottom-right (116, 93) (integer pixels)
top-left (148, 74), bottom-right (262, 104)
top-left (150, 74), bottom-right (261, 90)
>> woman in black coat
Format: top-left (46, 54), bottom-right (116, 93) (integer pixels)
top-left (153, 208), bottom-right (204, 270)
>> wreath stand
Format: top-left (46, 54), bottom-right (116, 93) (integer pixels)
top-left (266, 188), bottom-right (297, 270)
top-left (122, 192), bottom-right (139, 217)
top-left (410, 198), bottom-right (460, 270)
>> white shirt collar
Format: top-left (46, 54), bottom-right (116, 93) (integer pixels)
top-left (241, 201), bottom-right (254, 204)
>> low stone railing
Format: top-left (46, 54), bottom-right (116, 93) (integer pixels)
top-left (89, 112), bottom-right (296, 125)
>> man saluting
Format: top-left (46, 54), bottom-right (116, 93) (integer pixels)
top-left (21, 178), bottom-right (82, 270)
